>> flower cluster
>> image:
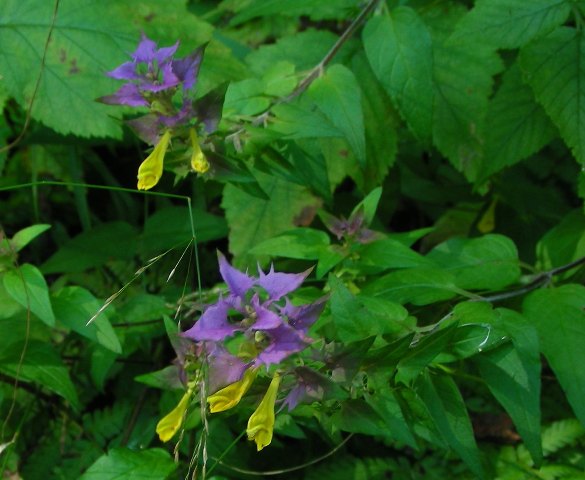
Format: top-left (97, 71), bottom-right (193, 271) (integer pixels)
top-left (156, 252), bottom-right (327, 450)
top-left (101, 34), bottom-right (215, 190)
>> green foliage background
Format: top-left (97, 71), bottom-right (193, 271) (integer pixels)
top-left (1, 0), bottom-right (585, 479)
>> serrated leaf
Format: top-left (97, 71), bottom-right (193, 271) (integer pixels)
top-left (476, 341), bottom-right (542, 466)
top-left (52, 286), bottom-right (121, 353)
top-left (0, 341), bottom-right (79, 408)
top-left (308, 64), bottom-right (366, 166)
top-left (79, 448), bottom-right (176, 480)
top-left (451, 0), bottom-right (571, 49)
top-left (520, 27), bottom-right (585, 166)
top-left (536, 209), bottom-right (585, 271)
top-left (427, 234), bottom-right (521, 290)
top-left (363, 8), bottom-right (433, 142)
top-left (480, 64), bottom-right (557, 180)
top-left (0, 0), bottom-right (137, 138)
top-left (222, 172), bottom-right (318, 265)
top-left (416, 373), bottom-right (483, 478)
top-left (523, 285), bottom-right (585, 426)
top-left (433, 40), bottom-right (502, 180)
top-left (3, 263), bottom-right (55, 326)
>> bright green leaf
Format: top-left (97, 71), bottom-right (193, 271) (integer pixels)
top-left (79, 448), bottom-right (176, 480)
top-left (363, 8), bottom-right (433, 142)
top-left (10, 224), bottom-right (51, 252)
top-left (520, 27), bottom-right (585, 166)
top-left (52, 286), bottom-right (121, 354)
top-left (308, 64), bottom-right (366, 166)
top-left (3, 263), bottom-right (55, 326)
top-left (250, 228), bottom-right (330, 259)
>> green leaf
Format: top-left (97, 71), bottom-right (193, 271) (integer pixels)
top-left (537, 209), bottom-right (585, 271)
top-left (520, 27), bottom-right (585, 166)
top-left (308, 64), bottom-right (366, 167)
top-left (351, 186), bottom-right (382, 226)
top-left (0, 341), bottom-right (79, 408)
top-left (363, 8), bottom-right (433, 142)
top-left (427, 234), bottom-right (521, 290)
top-left (135, 366), bottom-right (183, 391)
top-left (480, 64), bottom-right (557, 180)
top-left (357, 237), bottom-right (432, 273)
top-left (523, 285), bottom-right (585, 426)
top-left (0, 0), bottom-right (136, 138)
top-left (476, 341), bottom-right (542, 466)
top-left (139, 206), bottom-right (227, 256)
top-left (271, 99), bottom-right (343, 139)
top-left (41, 222), bottom-right (138, 274)
top-left (52, 286), bottom-right (121, 354)
top-left (223, 78), bottom-right (270, 116)
top-left (337, 399), bottom-right (386, 436)
top-left (329, 275), bottom-right (409, 342)
top-left (362, 267), bottom-right (457, 305)
top-left (250, 228), bottom-right (330, 259)
top-left (10, 224), bottom-right (51, 252)
top-left (451, 0), bottom-right (571, 49)
top-left (416, 373), bottom-right (483, 478)
top-left (79, 448), bottom-right (176, 480)
top-left (221, 172), bottom-right (318, 265)
top-left (3, 263), bottom-right (55, 326)
top-left (433, 40), bottom-right (502, 180)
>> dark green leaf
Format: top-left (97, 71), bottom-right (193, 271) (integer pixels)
top-left (363, 8), bottom-right (433, 142)
top-left (536, 209), bottom-right (585, 271)
top-left (520, 27), bottom-right (585, 166)
top-left (523, 285), bottom-right (585, 426)
top-left (337, 399), bottom-right (386, 436)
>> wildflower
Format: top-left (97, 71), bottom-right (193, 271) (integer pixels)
top-left (137, 130), bottom-right (171, 190)
top-left (247, 374), bottom-right (281, 451)
top-left (156, 387), bottom-right (193, 442)
top-left (207, 367), bottom-right (258, 413)
top-left (189, 128), bottom-right (209, 173)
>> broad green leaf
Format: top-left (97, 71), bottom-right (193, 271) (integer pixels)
top-left (357, 237), bottom-right (432, 273)
top-left (0, 341), bottom-right (79, 408)
top-left (271, 99), bottom-right (343, 139)
top-left (416, 373), bottom-right (483, 478)
top-left (365, 388), bottom-right (418, 449)
top-left (41, 222), bottom-right (138, 274)
top-left (52, 286), bottom-right (121, 354)
top-left (362, 267), bottom-right (457, 305)
top-left (135, 366), bottom-right (183, 391)
top-left (536, 209), bottom-right (585, 271)
top-left (451, 0), bottom-right (571, 49)
top-left (336, 399), bottom-right (386, 436)
top-left (476, 341), bottom-right (542, 466)
top-left (10, 224), bottom-right (51, 251)
top-left (480, 64), bottom-right (557, 180)
top-left (523, 285), bottom-right (585, 426)
top-left (262, 61), bottom-right (297, 97)
top-left (329, 275), bottom-right (409, 342)
top-left (91, 345), bottom-right (118, 391)
top-left (0, 0), bottom-right (135, 138)
top-left (395, 324), bottom-right (458, 385)
top-left (139, 206), bottom-right (227, 256)
top-left (223, 78), bottom-right (270, 116)
top-left (308, 64), bottom-right (366, 167)
top-left (3, 263), bottom-right (55, 326)
top-left (363, 8), bottom-right (433, 142)
top-left (427, 234), bottom-right (521, 290)
top-left (250, 228), bottom-right (330, 259)
top-left (79, 448), bottom-right (176, 480)
top-left (221, 172), bottom-right (318, 265)
top-left (520, 27), bottom-right (585, 166)
top-left (433, 40), bottom-right (502, 180)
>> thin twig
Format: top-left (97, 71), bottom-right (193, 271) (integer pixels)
top-left (0, 0), bottom-right (60, 155)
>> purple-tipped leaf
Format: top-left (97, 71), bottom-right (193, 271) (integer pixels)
top-left (250, 294), bottom-right (282, 330)
top-left (257, 265), bottom-right (312, 301)
top-left (99, 83), bottom-right (148, 107)
top-left (218, 252), bottom-right (255, 298)
top-left (182, 300), bottom-right (239, 341)
top-left (207, 346), bottom-right (249, 394)
top-left (281, 295), bottom-right (328, 332)
top-left (255, 324), bottom-right (307, 366)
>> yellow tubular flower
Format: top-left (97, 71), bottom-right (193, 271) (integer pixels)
top-left (137, 130), bottom-right (172, 190)
top-left (189, 128), bottom-right (209, 173)
top-left (156, 388), bottom-right (192, 442)
top-left (247, 374), bottom-right (281, 451)
top-left (207, 367), bottom-right (258, 413)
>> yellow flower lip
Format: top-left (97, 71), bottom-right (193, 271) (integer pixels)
top-left (189, 128), bottom-right (209, 174)
top-left (247, 373), bottom-right (281, 451)
top-left (137, 130), bottom-right (172, 190)
top-left (155, 387), bottom-right (192, 442)
top-left (207, 367), bottom-right (258, 413)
